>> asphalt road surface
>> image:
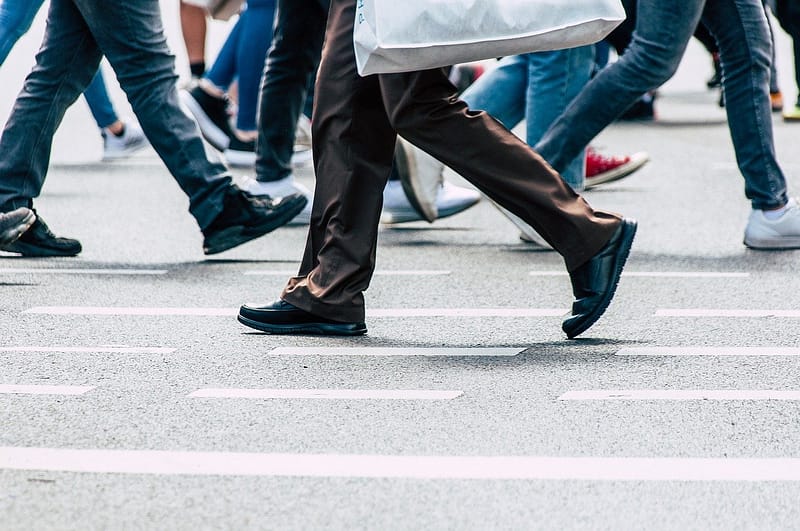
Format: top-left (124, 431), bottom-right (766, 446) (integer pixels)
top-left (1, 6), bottom-right (800, 530)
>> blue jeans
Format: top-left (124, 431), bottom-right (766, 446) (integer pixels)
top-left (535, 0), bottom-right (787, 210)
top-left (0, 0), bottom-right (232, 229)
top-left (460, 47), bottom-right (594, 191)
top-left (206, 0), bottom-right (276, 131)
top-left (0, 0), bottom-right (119, 130)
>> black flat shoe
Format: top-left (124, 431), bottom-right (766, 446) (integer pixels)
top-left (562, 218), bottom-right (637, 339)
top-left (238, 300), bottom-right (367, 336)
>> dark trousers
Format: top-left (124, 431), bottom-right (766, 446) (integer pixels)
top-left (280, 0), bottom-right (621, 323)
top-left (774, 0), bottom-right (800, 104)
top-left (0, 0), bottom-right (231, 229)
top-left (255, 0), bottom-right (328, 181)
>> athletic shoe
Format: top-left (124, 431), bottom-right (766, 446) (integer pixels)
top-left (0, 207), bottom-right (35, 246)
top-left (393, 136), bottom-right (445, 222)
top-left (783, 105), bottom-right (800, 122)
top-left (292, 114), bottom-right (313, 168)
top-left (102, 120), bottom-right (148, 161)
top-left (0, 212), bottom-right (81, 257)
top-left (202, 186), bottom-right (308, 255)
top-left (380, 180), bottom-right (480, 224)
top-left (224, 137), bottom-right (256, 167)
top-left (491, 202), bottom-right (553, 250)
top-left (744, 197), bottom-right (800, 250)
top-left (238, 175), bottom-right (313, 225)
top-left (180, 86), bottom-right (234, 151)
top-left (584, 148), bottom-right (649, 189)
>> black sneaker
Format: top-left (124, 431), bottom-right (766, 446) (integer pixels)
top-left (179, 86), bottom-right (234, 151)
top-left (202, 186), bottom-right (308, 255)
top-left (223, 136), bottom-right (256, 168)
top-left (0, 212), bottom-right (82, 257)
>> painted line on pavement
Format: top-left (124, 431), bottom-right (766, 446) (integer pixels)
top-left (530, 271), bottom-right (749, 278)
top-left (244, 270), bottom-right (451, 276)
top-left (25, 307), bottom-right (566, 318)
top-left (269, 347), bottom-right (524, 357)
top-left (616, 347), bottom-right (800, 357)
top-left (657, 309), bottom-right (800, 317)
top-left (0, 385), bottom-right (94, 395)
top-left (559, 390), bottom-right (800, 401)
top-left (4, 448), bottom-right (800, 480)
top-left (0, 268), bottom-right (167, 275)
top-left (188, 389), bottom-right (462, 400)
top-left (0, 346), bottom-right (176, 354)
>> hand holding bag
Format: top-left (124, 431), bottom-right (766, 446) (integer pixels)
top-left (354, 0), bottom-right (626, 76)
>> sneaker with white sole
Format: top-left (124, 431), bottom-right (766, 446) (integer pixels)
top-left (238, 174), bottom-right (313, 225)
top-left (744, 197), bottom-right (800, 249)
top-left (491, 202), bottom-right (554, 250)
top-left (381, 180), bottom-right (480, 224)
top-left (394, 137), bottom-right (445, 222)
top-left (102, 120), bottom-right (148, 161)
top-left (584, 148), bottom-right (649, 189)
top-left (180, 86), bottom-right (233, 151)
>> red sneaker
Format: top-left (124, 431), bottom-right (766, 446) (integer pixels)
top-left (585, 147), bottom-right (649, 189)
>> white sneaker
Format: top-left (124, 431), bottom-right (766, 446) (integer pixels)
top-left (381, 180), bottom-right (481, 224)
top-left (238, 174), bottom-right (313, 225)
top-left (394, 137), bottom-right (445, 222)
top-left (491, 202), bottom-right (554, 250)
top-left (744, 197), bottom-right (800, 249)
top-left (102, 120), bottom-right (148, 161)
top-left (292, 114), bottom-right (313, 168)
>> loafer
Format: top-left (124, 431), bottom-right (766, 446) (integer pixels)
top-left (562, 218), bottom-right (637, 339)
top-left (238, 300), bottom-right (367, 336)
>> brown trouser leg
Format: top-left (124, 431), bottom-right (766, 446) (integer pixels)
top-left (282, 0), bottom-right (621, 323)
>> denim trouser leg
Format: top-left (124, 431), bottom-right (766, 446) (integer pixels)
top-left (525, 48), bottom-right (593, 190)
top-left (82, 68), bottom-right (118, 129)
top-left (255, 0), bottom-right (328, 182)
top-left (205, 16), bottom-right (242, 90)
top-left (234, 1), bottom-right (276, 131)
top-left (73, 0), bottom-right (232, 229)
top-left (461, 49), bottom-right (592, 190)
top-left (702, 0), bottom-right (787, 209)
top-left (0, 0), bottom-right (102, 211)
top-left (0, 0), bottom-right (45, 64)
top-left (535, 1), bottom-right (704, 173)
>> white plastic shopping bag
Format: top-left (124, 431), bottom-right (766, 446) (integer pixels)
top-left (354, 0), bottom-right (626, 76)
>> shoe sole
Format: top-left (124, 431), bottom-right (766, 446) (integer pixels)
top-left (743, 236), bottom-right (800, 250)
top-left (237, 314), bottom-right (367, 336)
top-left (381, 194), bottom-right (481, 224)
top-left (102, 138), bottom-right (149, 161)
top-left (0, 240), bottom-right (81, 257)
top-left (179, 91), bottom-right (231, 151)
top-left (224, 148), bottom-right (256, 168)
top-left (585, 152), bottom-right (649, 189)
top-left (563, 219), bottom-right (637, 339)
top-left (203, 196), bottom-right (308, 255)
top-left (394, 139), bottom-right (435, 222)
top-left (0, 210), bottom-right (36, 246)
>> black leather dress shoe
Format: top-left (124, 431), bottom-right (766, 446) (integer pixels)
top-left (562, 218), bottom-right (637, 339)
top-left (238, 300), bottom-right (367, 336)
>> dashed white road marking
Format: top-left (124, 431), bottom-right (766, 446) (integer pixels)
top-left (0, 385), bottom-right (94, 395)
top-left (616, 347), bottom-right (800, 357)
top-left (269, 347), bottom-right (524, 357)
top-left (188, 389), bottom-right (462, 400)
top-left (4, 448), bottom-right (800, 480)
top-left (0, 268), bottom-right (167, 275)
top-left (657, 309), bottom-right (800, 317)
top-left (244, 270), bottom-right (451, 276)
top-left (0, 346), bottom-right (175, 354)
top-left (530, 271), bottom-right (749, 278)
top-left (25, 307), bottom-right (566, 318)
top-left (559, 390), bottom-right (800, 401)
